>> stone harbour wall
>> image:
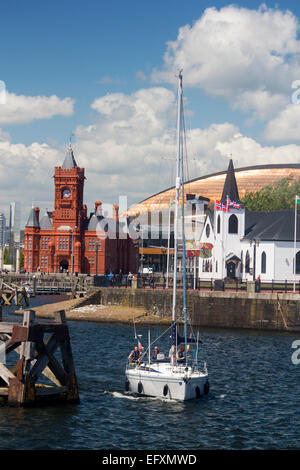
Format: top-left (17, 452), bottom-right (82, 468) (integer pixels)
top-left (81, 288), bottom-right (300, 332)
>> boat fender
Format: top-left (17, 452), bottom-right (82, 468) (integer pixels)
top-left (138, 382), bottom-right (143, 394)
top-left (195, 386), bottom-right (201, 399)
top-left (163, 384), bottom-right (169, 397)
top-left (125, 380), bottom-right (130, 392)
top-left (204, 381), bottom-right (210, 395)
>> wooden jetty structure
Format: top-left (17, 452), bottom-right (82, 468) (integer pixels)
top-left (0, 278), bottom-right (29, 307)
top-left (0, 308), bottom-right (79, 406)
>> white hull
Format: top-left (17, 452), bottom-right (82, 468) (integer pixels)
top-left (125, 362), bottom-right (209, 401)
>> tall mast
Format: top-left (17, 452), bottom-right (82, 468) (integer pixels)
top-left (171, 70), bottom-right (183, 365)
top-left (180, 85), bottom-right (188, 360)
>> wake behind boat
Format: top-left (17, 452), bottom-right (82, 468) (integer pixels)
top-left (125, 71), bottom-right (209, 401)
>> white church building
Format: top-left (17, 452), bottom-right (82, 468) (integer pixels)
top-left (198, 160), bottom-right (300, 282)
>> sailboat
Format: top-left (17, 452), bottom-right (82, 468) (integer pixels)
top-left (125, 71), bottom-right (209, 401)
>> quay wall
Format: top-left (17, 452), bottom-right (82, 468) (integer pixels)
top-left (81, 288), bottom-right (300, 332)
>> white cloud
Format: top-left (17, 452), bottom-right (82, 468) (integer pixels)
top-left (151, 5), bottom-right (300, 125)
top-left (233, 89), bottom-right (288, 123)
top-left (0, 92), bottom-right (74, 125)
top-left (216, 132), bottom-right (300, 167)
top-left (2, 86), bottom-right (300, 225)
top-left (0, 130), bottom-right (64, 223)
top-left (264, 102), bottom-right (300, 141)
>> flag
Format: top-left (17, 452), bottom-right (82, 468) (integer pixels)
top-left (222, 203), bottom-right (229, 212)
top-left (216, 200), bottom-right (221, 211)
top-left (228, 197), bottom-right (242, 209)
top-left (138, 340), bottom-right (143, 352)
top-left (296, 195), bottom-right (300, 205)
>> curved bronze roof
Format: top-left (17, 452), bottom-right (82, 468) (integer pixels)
top-left (126, 163), bottom-right (300, 217)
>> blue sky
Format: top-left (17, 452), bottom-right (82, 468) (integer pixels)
top-left (2, 0), bottom-right (300, 225)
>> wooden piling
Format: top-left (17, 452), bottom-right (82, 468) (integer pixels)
top-left (0, 308), bottom-right (79, 406)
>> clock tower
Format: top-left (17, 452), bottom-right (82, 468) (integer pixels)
top-left (52, 143), bottom-right (86, 231)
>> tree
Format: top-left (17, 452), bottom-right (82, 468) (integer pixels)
top-left (242, 177), bottom-right (300, 211)
top-left (3, 247), bottom-right (9, 264)
top-left (20, 250), bottom-right (24, 269)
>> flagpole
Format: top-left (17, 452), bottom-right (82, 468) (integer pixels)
top-left (294, 195), bottom-right (297, 293)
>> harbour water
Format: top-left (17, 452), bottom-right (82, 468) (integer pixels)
top-left (0, 296), bottom-right (299, 450)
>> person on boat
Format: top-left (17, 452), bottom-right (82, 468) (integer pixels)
top-left (177, 346), bottom-right (185, 361)
top-left (128, 345), bottom-right (140, 363)
top-left (151, 346), bottom-right (160, 360)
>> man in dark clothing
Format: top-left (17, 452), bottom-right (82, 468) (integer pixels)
top-left (177, 346), bottom-right (185, 361)
top-left (128, 345), bottom-right (140, 363)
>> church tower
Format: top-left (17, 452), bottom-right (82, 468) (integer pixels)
top-left (214, 159), bottom-right (245, 279)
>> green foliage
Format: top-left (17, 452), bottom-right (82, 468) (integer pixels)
top-left (20, 250), bottom-right (24, 269)
top-left (241, 177), bottom-right (300, 211)
top-left (3, 247), bottom-right (9, 264)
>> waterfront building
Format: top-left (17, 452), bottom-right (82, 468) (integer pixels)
top-left (126, 163), bottom-right (300, 219)
top-left (198, 160), bottom-right (300, 282)
top-left (24, 144), bottom-right (136, 274)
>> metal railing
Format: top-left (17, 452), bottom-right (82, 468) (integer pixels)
top-left (92, 274), bottom-right (300, 293)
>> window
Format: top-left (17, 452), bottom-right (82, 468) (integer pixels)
top-left (89, 238), bottom-right (96, 251)
top-left (245, 250), bottom-right (250, 273)
top-left (296, 251), bottom-right (300, 274)
top-left (202, 259), bottom-right (212, 272)
top-left (228, 214), bottom-right (238, 234)
top-left (217, 215), bottom-right (221, 234)
top-left (206, 224), bottom-right (210, 238)
top-left (41, 256), bottom-right (48, 268)
top-left (261, 251), bottom-right (266, 274)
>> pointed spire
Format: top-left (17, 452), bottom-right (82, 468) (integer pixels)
top-left (25, 206), bottom-right (40, 228)
top-left (221, 159), bottom-right (241, 204)
top-left (61, 143), bottom-right (77, 170)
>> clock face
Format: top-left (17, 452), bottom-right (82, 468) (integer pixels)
top-left (62, 189), bottom-right (71, 198)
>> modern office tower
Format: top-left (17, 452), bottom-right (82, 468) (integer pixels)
top-left (0, 213), bottom-right (6, 249)
top-left (8, 201), bottom-right (21, 266)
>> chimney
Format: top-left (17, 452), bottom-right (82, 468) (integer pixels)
top-left (95, 201), bottom-right (102, 217)
top-left (113, 204), bottom-right (119, 219)
top-left (34, 207), bottom-right (40, 224)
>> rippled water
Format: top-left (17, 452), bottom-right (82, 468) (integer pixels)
top-left (0, 296), bottom-right (299, 449)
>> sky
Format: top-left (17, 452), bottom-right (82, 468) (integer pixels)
top-left (2, 0), bottom-right (300, 226)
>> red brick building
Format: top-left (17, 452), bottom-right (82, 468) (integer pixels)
top-left (24, 145), bottom-right (137, 274)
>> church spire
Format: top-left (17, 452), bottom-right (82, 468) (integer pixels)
top-left (61, 143), bottom-right (77, 170)
top-left (221, 159), bottom-right (241, 204)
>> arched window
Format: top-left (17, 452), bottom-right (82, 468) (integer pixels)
top-left (228, 214), bottom-right (238, 234)
top-left (296, 251), bottom-right (300, 274)
top-left (217, 215), bottom-right (221, 234)
top-left (206, 224), bottom-right (210, 238)
top-left (245, 250), bottom-right (250, 273)
top-left (261, 251), bottom-right (266, 274)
